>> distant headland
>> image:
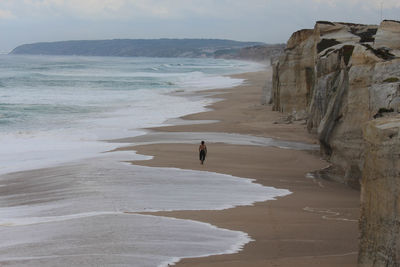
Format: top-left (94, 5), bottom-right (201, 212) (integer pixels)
top-left (9, 38), bottom-right (285, 61)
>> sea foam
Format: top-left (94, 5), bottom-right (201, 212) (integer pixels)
top-left (0, 55), bottom-right (263, 175)
top-left (0, 55), bottom-right (281, 266)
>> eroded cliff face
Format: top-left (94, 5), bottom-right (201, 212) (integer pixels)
top-left (272, 20), bottom-right (400, 187)
top-left (359, 116), bottom-right (400, 266)
top-left (272, 20), bottom-right (400, 267)
top-left (272, 29), bottom-right (315, 115)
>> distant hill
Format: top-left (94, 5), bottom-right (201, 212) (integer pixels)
top-left (10, 39), bottom-right (266, 58)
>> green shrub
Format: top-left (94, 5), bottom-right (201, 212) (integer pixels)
top-left (383, 77), bottom-right (399, 83)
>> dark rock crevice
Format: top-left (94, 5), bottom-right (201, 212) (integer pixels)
top-left (350, 28), bottom-right (377, 43)
top-left (362, 44), bottom-right (395, 60)
top-left (317, 39), bottom-right (341, 53)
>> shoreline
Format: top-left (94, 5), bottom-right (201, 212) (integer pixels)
top-left (0, 56), bottom-right (261, 178)
top-left (123, 70), bottom-right (360, 266)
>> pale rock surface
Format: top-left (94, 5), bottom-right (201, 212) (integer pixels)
top-left (272, 29), bottom-right (315, 113)
top-left (374, 20), bottom-right (400, 57)
top-left (370, 59), bottom-right (400, 114)
top-left (359, 116), bottom-right (400, 267)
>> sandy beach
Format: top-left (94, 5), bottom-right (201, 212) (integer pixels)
top-left (122, 69), bottom-right (360, 266)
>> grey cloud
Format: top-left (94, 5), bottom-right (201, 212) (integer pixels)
top-left (0, 0), bottom-right (399, 52)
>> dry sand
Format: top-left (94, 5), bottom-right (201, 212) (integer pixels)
top-left (119, 69), bottom-right (360, 266)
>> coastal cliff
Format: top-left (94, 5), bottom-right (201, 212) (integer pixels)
top-left (272, 20), bottom-right (400, 187)
top-left (360, 116), bottom-right (400, 266)
top-left (271, 20), bottom-right (400, 266)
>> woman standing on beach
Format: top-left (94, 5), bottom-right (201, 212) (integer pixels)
top-left (199, 141), bottom-right (207, 165)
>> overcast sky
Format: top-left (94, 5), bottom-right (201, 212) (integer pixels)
top-left (0, 0), bottom-right (399, 52)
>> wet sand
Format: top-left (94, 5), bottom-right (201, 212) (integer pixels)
top-left (121, 69), bottom-right (360, 266)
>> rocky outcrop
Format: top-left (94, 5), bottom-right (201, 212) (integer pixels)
top-left (359, 116), bottom-right (400, 266)
top-left (272, 20), bottom-right (400, 187)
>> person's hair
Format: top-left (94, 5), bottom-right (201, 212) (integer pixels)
top-left (201, 141), bottom-right (205, 145)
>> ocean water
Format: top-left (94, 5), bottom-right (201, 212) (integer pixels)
top-left (0, 55), bottom-right (292, 266)
top-left (0, 55), bottom-right (262, 175)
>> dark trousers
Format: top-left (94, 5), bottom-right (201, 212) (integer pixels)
top-left (199, 150), bottom-right (206, 161)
